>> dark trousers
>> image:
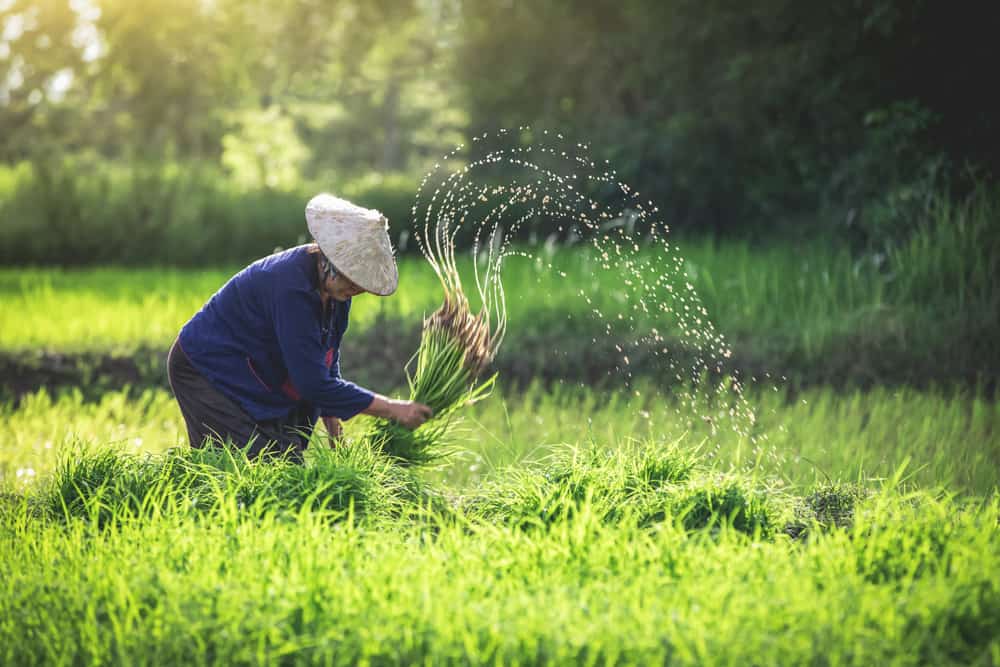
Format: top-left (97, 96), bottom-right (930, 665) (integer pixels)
top-left (167, 339), bottom-right (314, 462)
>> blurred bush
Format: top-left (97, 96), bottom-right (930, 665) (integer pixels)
top-left (0, 158), bottom-right (419, 266)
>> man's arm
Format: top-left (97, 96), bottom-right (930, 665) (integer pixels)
top-left (322, 396), bottom-right (430, 447)
top-left (273, 288), bottom-right (432, 429)
top-left (361, 394), bottom-right (433, 430)
top-left (327, 344), bottom-right (432, 429)
top-left (274, 288), bottom-right (375, 419)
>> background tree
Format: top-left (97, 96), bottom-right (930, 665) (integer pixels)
top-left (1, 0), bottom-right (996, 260)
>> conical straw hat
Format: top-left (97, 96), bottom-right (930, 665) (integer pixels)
top-left (305, 193), bottom-right (399, 296)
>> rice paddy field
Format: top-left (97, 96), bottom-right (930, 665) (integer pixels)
top-left (2, 219), bottom-right (999, 664)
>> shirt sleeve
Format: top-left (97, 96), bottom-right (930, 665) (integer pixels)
top-left (273, 286), bottom-right (375, 420)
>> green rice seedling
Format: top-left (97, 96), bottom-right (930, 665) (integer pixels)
top-left (466, 441), bottom-right (781, 536)
top-left (785, 482), bottom-right (871, 537)
top-left (369, 295), bottom-right (500, 463)
top-left (35, 439), bottom-right (419, 526)
top-left (622, 438), bottom-right (700, 491)
top-left (251, 444), bottom-right (419, 518)
top-left (38, 442), bottom-right (240, 525)
top-left (463, 440), bottom-right (703, 528)
top-left (370, 210), bottom-right (507, 464)
top-left (460, 445), bottom-right (625, 528)
top-left (195, 443), bottom-right (415, 520)
top-left (42, 441), bottom-right (154, 525)
top-left (850, 490), bottom-right (962, 585)
top-left (643, 474), bottom-right (785, 537)
top-left (465, 464), bottom-right (615, 529)
top-left (153, 442), bottom-right (411, 522)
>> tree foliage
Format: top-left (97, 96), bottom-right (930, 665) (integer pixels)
top-left (453, 0), bottom-right (998, 230)
top-left (0, 0), bottom-right (463, 175)
top-left (1, 0), bottom-right (996, 236)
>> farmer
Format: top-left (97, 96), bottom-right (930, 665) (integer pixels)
top-left (167, 193), bottom-right (433, 461)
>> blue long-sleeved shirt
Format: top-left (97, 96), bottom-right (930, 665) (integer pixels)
top-left (178, 245), bottom-right (375, 422)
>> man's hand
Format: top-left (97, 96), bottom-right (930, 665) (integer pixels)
top-left (362, 396), bottom-right (433, 430)
top-left (390, 400), bottom-right (433, 430)
top-left (323, 415), bottom-right (343, 446)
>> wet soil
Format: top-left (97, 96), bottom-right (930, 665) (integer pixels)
top-left (2, 317), bottom-right (993, 405)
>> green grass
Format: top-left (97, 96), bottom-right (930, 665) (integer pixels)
top-left (1, 324), bottom-right (995, 662)
top-left (1, 433), bottom-right (998, 664)
top-left (4, 382), bottom-right (996, 496)
top-left (2, 192), bottom-right (996, 388)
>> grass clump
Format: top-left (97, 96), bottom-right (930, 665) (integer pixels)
top-left (783, 481), bottom-right (871, 538)
top-left (465, 441), bottom-right (786, 538)
top-left (36, 441), bottom-right (415, 526)
top-left (41, 441), bottom-right (175, 527)
top-left (464, 440), bottom-right (701, 528)
top-left (651, 475), bottom-right (784, 537)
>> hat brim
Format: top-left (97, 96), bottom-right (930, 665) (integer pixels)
top-left (306, 194), bottom-right (399, 296)
top-left (331, 253), bottom-right (398, 297)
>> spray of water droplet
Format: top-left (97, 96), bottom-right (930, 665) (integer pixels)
top-left (411, 130), bottom-right (779, 471)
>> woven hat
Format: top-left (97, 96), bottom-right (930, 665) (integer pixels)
top-left (305, 193), bottom-right (399, 296)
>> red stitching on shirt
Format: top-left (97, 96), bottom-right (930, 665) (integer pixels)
top-left (246, 357), bottom-right (270, 391)
top-left (281, 379), bottom-right (302, 401)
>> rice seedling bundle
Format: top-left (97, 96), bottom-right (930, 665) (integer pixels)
top-left (369, 200), bottom-right (507, 464)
